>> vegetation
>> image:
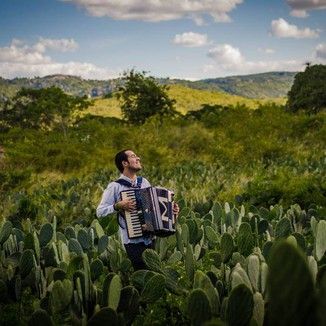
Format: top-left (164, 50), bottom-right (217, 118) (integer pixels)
top-left (0, 87), bottom-right (91, 136)
top-left (0, 69), bottom-right (325, 325)
top-left (84, 84), bottom-right (285, 118)
top-left (0, 200), bottom-right (325, 325)
top-left (0, 103), bottom-right (325, 216)
top-left (287, 64), bottom-right (326, 114)
top-left (117, 70), bottom-right (177, 124)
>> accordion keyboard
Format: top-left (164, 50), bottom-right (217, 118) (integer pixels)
top-left (120, 190), bottom-right (143, 238)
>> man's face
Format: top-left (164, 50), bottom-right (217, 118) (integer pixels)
top-left (124, 150), bottom-right (142, 172)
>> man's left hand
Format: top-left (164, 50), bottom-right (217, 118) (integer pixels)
top-left (173, 202), bottom-right (180, 218)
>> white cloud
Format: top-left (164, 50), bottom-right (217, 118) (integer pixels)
top-left (61, 0), bottom-right (243, 23)
top-left (314, 43), bottom-right (326, 61)
top-left (0, 39), bottom-right (52, 64)
top-left (173, 32), bottom-right (209, 47)
top-left (207, 44), bottom-right (244, 67)
top-left (35, 38), bottom-right (79, 52)
top-left (206, 43), bottom-right (304, 76)
top-left (0, 38), bottom-right (117, 79)
top-left (287, 0), bottom-right (326, 17)
top-left (270, 18), bottom-right (319, 38)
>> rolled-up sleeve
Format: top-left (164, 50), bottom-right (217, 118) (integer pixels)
top-left (96, 183), bottom-right (119, 218)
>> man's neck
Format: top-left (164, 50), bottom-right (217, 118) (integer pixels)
top-left (122, 170), bottom-right (137, 181)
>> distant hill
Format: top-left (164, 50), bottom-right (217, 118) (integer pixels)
top-left (0, 71), bottom-right (297, 99)
top-left (0, 74), bottom-right (117, 98)
top-left (162, 71), bottom-right (296, 98)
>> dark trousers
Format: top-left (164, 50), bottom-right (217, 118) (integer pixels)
top-left (124, 241), bottom-right (155, 271)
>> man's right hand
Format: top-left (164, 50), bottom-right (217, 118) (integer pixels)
top-left (115, 199), bottom-right (136, 211)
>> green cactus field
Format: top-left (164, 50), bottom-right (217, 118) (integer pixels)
top-left (0, 200), bottom-right (326, 325)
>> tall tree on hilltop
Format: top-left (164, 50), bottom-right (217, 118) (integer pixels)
top-left (117, 70), bottom-right (176, 124)
top-left (287, 64), bottom-right (326, 114)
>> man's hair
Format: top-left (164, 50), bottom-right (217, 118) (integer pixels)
top-left (115, 149), bottom-right (130, 173)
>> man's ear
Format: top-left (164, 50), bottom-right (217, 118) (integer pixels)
top-left (122, 160), bottom-right (128, 167)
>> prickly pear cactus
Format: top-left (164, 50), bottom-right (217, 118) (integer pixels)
top-left (231, 263), bottom-right (252, 292)
top-left (117, 286), bottom-right (140, 324)
top-left (185, 243), bottom-right (195, 282)
top-left (0, 220), bottom-right (13, 245)
top-left (226, 284), bottom-right (254, 326)
top-left (142, 249), bottom-right (162, 273)
top-left (90, 258), bottom-right (104, 282)
top-left (28, 309), bottom-right (53, 326)
top-left (68, 238), bottom-right (83, 256)
top-left (64, 226), bottom-right (76, 240)
top-left (262, 241), bottom-right (273, 261)
top-left (275, 217), bottom-right (292, 239)
top-left (205, 226), bottom-right (220, 247)
top-left (77, 229), bottom-right (91, 250)
top-left (237, 223), bottom-right (255, 257)
top-left (163, 267), bottom-right (183, 295)
top-left (247, 254), bottom-right (260, 292)
top-left (252, 292), bottom-right (264, 326)
top-left (167, 251), bottom-right (182, 265)
top-left (19, 249), bottom-right (36, 279)
top-left (141, 273), bottom-right (166, 303)
top-left (97, 235), bottom-right (109, 254)
top-left (267, 241), bottom-right (317, 326)
top-left (50, 279), bottom-right (73, 313)
top-left (221, 232), bottom-right (234, 263)
top-left (182, 223), bottom-right (190, 247)
top-left (187, 288), bottom-right (212, 326)
top-left (87, 307), bottom-right (118, 326)
top-left (107, 274), bottom-right (122, 310)
top-left (193, 270), bottom-right (220, 315)
top-left (315, 220), bottom-right (326, 261)
top-left (292, 232), bottom-right (306, 252)
top-left (39, 223), bottom-right (53, 247)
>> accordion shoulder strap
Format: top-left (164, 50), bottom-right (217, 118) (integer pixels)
top-left (114, 176), bottom-right (143, 188)
top-left (136, 176), bottom-right (143, 188)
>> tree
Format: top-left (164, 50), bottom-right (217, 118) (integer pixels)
top-left (1, 87), bottom-right (91, 136)
top-left (287, 64), bottom-right (326, 114)
top-left (117, 70), bottom-right (176, 124)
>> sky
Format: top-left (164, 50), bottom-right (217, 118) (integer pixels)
top-left (0, 0), bottom-right (325, 80)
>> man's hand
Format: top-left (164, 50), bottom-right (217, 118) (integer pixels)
top-left (115, 199), bottom-right (136, 212)
top-left (173, 202), bottom-right (180, 218)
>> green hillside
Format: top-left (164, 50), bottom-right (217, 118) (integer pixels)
top-left (164, 71), bottom-right (296, 98)
top-left (86, 84), bottom-right (285, 118)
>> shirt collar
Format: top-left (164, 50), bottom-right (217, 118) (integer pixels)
top-left (119, 174), bottom-right (137, 186)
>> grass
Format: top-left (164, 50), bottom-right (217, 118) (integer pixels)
top-left (84, 84), bottom-right (286, 117)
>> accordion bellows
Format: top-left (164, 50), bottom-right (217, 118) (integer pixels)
top-left (120, 187), bottom-right (176, 238)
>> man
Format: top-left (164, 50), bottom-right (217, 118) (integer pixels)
top-left (96, 149), bottom-right (179, 270)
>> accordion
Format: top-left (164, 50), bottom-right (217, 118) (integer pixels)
top-left (120, 187), bottom-right (176, 239)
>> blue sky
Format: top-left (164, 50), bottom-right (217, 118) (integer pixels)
top-left (0, 0), bottom-right (325, 80)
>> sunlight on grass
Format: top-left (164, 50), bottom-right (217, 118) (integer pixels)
top-left (83, 85), bottom-right (286, 118)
